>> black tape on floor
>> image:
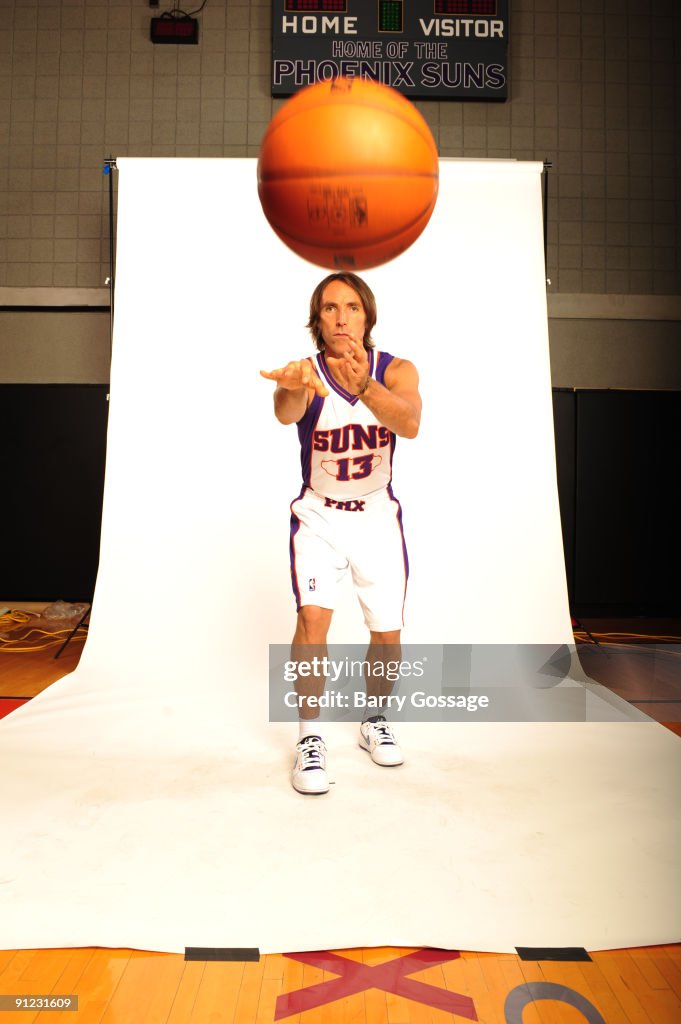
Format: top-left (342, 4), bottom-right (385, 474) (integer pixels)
top-left (516, 947), bottom-right (592, 962)
top-left (184, 947), bottom-right (260, 962)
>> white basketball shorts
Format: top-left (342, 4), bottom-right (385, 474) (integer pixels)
top-left (289, 486), bottom-right (409, 633)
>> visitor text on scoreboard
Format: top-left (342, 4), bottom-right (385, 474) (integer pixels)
top-left (271, 0), bottom-right (509, 100)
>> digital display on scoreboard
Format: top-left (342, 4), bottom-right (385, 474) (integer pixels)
top-left (284, 1), bottom-right (347, 10)
top-left (379, 2), bottom-right (404, 34)
top-left (272, 0), bottom-right (509, 100)
top-left (435, 1), bottom-right (497, 14)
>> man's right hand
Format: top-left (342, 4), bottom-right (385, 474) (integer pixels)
top-left (260, 360), bottom-right (328, 397)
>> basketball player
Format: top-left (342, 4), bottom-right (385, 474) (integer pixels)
top-left (261, 273), bottom-right (421, 794)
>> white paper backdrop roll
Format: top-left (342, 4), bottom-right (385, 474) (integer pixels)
top-left (2, 159), bottom-right (677, 956)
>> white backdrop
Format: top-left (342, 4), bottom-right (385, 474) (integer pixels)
top-left (1, 159), bottom-right (678, 955)
top-left (101, 158), bottom-right (570, 647)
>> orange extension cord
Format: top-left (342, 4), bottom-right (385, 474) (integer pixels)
top-left (0, 609), bottom-right (87, 654)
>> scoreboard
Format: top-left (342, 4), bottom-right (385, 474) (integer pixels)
top-left (272, 0), bottom-right (509, 99)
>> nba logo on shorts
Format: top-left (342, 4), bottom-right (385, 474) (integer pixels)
top-left (308, 578), bottom-right (316, 591)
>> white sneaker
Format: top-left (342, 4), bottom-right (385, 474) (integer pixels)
top-left (291, 735), bottom-right (329, 794)
top-left (359, 716), bottom-right (404, 766)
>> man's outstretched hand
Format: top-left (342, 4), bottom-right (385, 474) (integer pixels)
top-left (260, 360), bottom-right (329, 397)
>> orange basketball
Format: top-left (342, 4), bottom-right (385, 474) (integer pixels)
top-left (257, 77), bottom-right (439, 271)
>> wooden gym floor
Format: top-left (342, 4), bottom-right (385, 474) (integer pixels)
top-left (0, 610), bottom-right (679, 1023)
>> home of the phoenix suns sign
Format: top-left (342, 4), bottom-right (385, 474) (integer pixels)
top-left (271, 0), bottom-right (509, 100)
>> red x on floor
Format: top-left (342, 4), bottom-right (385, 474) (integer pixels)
top-left (275, 948), bottom-right (477, 1019)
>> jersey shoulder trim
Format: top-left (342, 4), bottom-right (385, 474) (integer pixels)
top-left (376, 350), bottom-right (395, 387)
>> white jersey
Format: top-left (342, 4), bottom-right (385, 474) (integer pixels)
top-left (296, 349), bottom-right (397, 500)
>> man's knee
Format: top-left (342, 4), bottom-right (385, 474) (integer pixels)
top-left (296, 605), bottom-right (332, 644)
top-left (370, 629), bottom-right (401, 646)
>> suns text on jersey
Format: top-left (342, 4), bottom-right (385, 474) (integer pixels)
top-left (313, 424), bottom-right (391, 453)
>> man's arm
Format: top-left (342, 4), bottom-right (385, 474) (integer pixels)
top-left (273, 385), bottom-right (308, 425)
top-left (260, 360), bottom-right (328, 425)
top-left (361, 357), bottom-right (421, 439)
top-left (325, 337), bottom-right (421, 439)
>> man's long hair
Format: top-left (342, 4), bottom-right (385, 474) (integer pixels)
top-left (307, 272), bottom-right (377, 352)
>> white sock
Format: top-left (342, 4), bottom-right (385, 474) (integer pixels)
top-left (299, 719), bottom-right (322, 741)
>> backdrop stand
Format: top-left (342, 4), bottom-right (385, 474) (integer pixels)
top-left (542, 159), bottom-right (552, 287)
top-left (542, 159), bottom-right (597, 652)
top-left (54, 159), bottom-right (117, 661)
top-left (103, 156), bottom-right (117, 358)
top-left (54, 605), bottom-right (91, 660)
top-left (569, 388), bottom-right (602, 650)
